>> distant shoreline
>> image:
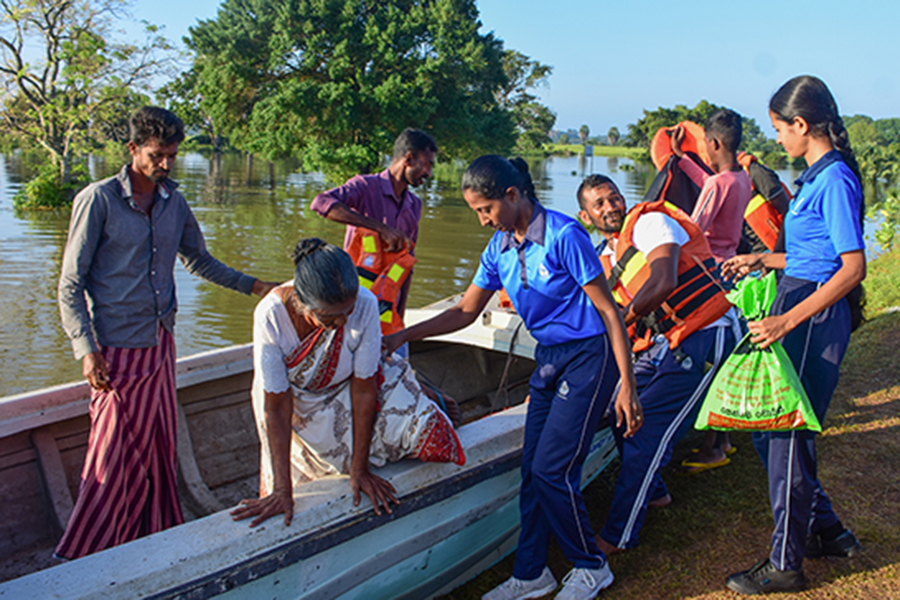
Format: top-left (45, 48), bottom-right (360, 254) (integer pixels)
top-left (531, 144), bottom-right (649, 160)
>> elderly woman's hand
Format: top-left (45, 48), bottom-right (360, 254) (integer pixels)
top-left (231, 487), bottom-right (294, 527)
top-left (351, 468), bottom-right (399, 516)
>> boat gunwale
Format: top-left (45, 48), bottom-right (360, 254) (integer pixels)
top-left (0, 402), bottom-right (535, 599)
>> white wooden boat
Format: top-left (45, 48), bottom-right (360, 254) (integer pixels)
top-left (0, 296), bottom-right (618, 599)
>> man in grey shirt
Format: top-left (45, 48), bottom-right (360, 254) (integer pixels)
top-left (55, 106), bottom-right (275, 559)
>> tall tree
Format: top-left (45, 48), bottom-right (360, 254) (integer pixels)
top-left (579, 124), bottom-right (589, 145)
top-left (185, 0), bottom-right (517, 182)
top-left (607, 126), bottom-right (619, 146)
top-left (0, 0), bottom-right (171, 187)
top-left (496, 49), bottom-right (555, 151)
top-left (156, 66), bottom-right (223, 152)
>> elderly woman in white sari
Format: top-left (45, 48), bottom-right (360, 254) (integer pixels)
top-left (232, 238), bottom-right (464, 527)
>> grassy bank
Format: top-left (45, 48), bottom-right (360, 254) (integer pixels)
top-left (443, 248), bottom-right (900, 599)
top-left (544, 143), bottom-right (648, 160)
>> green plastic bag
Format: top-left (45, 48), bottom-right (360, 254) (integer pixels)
top-left (694, 272), bottom-right (822, 432)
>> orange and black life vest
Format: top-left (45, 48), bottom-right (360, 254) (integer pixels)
top-left (644, 122), bottom-right (713, 216)
top-left (346, 228), bottom-right (416, 335)
top-left (737, 152), bottom-right (790, 253)
top-left (599, 200), bottom-right (732, 352)
top-left (650, 121), bottom-right (709, 172)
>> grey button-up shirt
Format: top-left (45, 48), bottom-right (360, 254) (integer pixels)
top-left (58, 165), bottom-right (256, 360)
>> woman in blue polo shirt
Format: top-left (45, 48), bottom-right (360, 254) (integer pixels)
top-left (722, 76), bottom-right (866, 595)
top-left (384, 155), bottom-right (640, 599)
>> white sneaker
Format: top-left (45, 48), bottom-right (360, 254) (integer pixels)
top-left (482, 566), bottom-right (558, 600)
top-left (555, 562), bottom-right (614, 600)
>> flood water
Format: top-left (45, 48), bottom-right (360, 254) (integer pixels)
top-left (0, 152), bottom-right (802, 395)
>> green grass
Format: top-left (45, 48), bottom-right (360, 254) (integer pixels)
top-left (544, 143), bottom-right (648, 160)
top-left (441, 248), bottom-right (900, 599)
top-left (864, 246), bottom-right (900, 317)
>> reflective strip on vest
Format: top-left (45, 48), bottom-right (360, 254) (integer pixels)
top-left (387, 263), bottom-right (405, 282)
top-left (347, 227), bottom-right (417, 335)
top-left (604, 200), bottom-right (731, 351)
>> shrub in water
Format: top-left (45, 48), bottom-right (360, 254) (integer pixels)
top-left (13, 163), bottom-right (89, 210)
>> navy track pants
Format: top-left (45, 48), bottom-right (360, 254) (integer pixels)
top-left (753, 276), bottom-right (851, 571)
top-left (599, 324), bottom-right (735, 549)
top-left (512, 334), bottom-right (620, 579)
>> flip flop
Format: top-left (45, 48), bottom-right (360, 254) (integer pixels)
top-left (676, 456), bottom-right (731, 475)
top-left (691, 446), bottom-right (737, 456)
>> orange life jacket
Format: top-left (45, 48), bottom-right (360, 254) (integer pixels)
top-left (599, 200), bottom-right (732, 352)
top-left (346, 228), bottom-right (416, 335)
top-left (737, 152), bottom-right (790, 252)
top-left (650, 121), bottom-right (710, 172)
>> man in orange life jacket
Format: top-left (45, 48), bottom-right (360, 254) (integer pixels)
top-left (577, 174), bottom-right (742, 555)
top-left (311, 129), bottom-right (437, 320)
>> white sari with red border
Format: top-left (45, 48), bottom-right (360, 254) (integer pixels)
top-left (252, 287), bottom-right (464, 494)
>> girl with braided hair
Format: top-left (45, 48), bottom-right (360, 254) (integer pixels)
top-left (722, 75), bottom-right (866, 594)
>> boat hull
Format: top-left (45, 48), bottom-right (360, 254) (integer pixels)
top-left (0, 297), bottom-right (620, 598)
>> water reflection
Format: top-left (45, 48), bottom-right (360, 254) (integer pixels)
top-left (0, 151), bottom-right (783, 395)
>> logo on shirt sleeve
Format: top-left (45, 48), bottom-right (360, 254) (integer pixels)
top-left (558, 380), bottom-right (569, 398)
top-left (539, 263), bottom-right (550, 279)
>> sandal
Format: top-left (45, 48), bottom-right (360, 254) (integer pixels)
top-left (676, 456), bottom-right (731, 474)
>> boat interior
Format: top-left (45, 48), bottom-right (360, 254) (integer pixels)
top-left (0, 299), bottom-right (537, 584)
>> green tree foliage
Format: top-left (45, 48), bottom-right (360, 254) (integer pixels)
top-left (848, 115), bottom-right (900, 251)
top-left (607, 126), bottom-right (619, 146)
top-left (156, 66), bottom-right (223, 151)
top-left (578, 124), bottom-right (589, 145)
top-left (0, 0), bottom-right (171, 204)
top-left (497, 50), bottom-right (555, 152)
top-left (623, 100), bottom-right (719, 148)
top-left (623, 100), bottom-right (789, 167)
top-left (184, 0), bottom-right (517, 182)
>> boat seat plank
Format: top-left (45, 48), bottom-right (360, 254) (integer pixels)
top-left (30, 427), bottom-right (74, 535)
top-left (176, 403), bottom-right (225, 518)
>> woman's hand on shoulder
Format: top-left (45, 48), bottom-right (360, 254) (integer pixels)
top-left (350, 467), bottom-right (399, 516)
top-left (231, 487), bottom-right (294, 527)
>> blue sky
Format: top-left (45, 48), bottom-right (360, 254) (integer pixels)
top-left (134, 0), bottom-right (899, 138)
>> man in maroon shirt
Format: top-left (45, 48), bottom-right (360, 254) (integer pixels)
top-left (310, 128), bottom-right (437, 317)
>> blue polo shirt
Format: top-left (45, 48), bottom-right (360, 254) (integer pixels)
top-left (785, 151), bottom-right (864, 283)
top-left (472, 202), bottom-right (607, 346)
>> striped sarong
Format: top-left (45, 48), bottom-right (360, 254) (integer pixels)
top-left (55, 327), bottom-right (183, 559)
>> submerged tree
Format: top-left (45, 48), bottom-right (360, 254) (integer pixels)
top-left (0, 0), bottom-right (172, 201)
top-left (184, 0), bottom-right (519, 182)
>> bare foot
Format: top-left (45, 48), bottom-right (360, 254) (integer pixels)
top-left (594, 534), bottom-right (625, 556)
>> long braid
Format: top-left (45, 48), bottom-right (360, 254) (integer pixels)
top-left (826, 118), bottom-right (865, 221)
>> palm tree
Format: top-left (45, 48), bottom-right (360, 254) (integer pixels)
top-left (607, 126), bottom-right (620, 146)
top-left (579, 124), bottom-right (590, 145)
